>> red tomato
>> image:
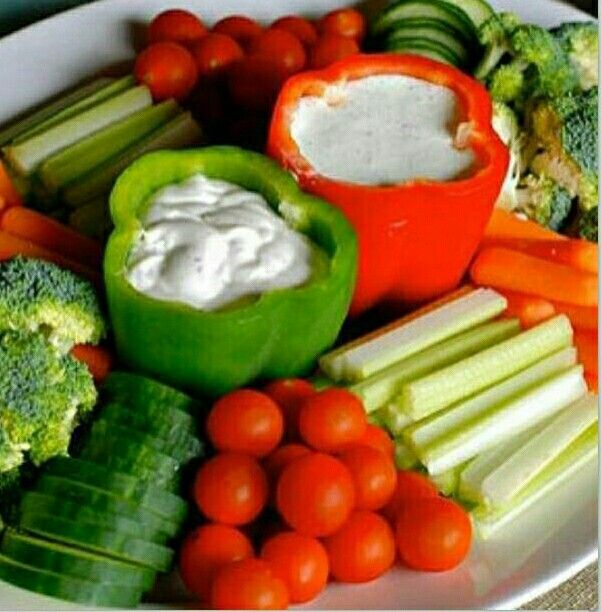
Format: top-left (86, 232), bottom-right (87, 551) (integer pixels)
top-left (148, 9), bottom-right (207, 46)
top-left (179, 524), bottom-right (253, 601)
top-left (134, 42), bottom-right (197, 101)
top-left (338, 446), bottom-right (397, 511)
top-left (207, 389), bottom-right (284, 457)
top-left (213, 15), bottom-right (263, 49)
top-left (318, 8), bottom-right (366, 42)
top-left (276, 453), bottom-right (355, 537)
top-left (261, 532), bottom-right (329, 603)
top-left (324, 511), bottom-right (396, 583)
top-left (357, 424), bottom-right (395, 457)
top-left (190, 81), bottom-right (229, 123)
top-left (228, 57), bottom-right (288, 111)
top-left (395, 497), bottom-right (472, 572)
top-left (310, 34), bottom-right (359, 69)
top-left (211, 558), bottom-right (290, 610)
top-left (298, 388), bottom-right (367, 452)
top-left (250, 29), bottom-right (306, 75)
top-left (263, 378), bottom-right (315, 439)
top-left (194, 453), bottom-right (268, 525)
top-left (191, 33), bottom-right (244, 78)
top-left (263, 444), bottom-right (311, 484)
top-left (271, 16), bottom-right (318, 47)
top-left (382, 470), bottom-right (439, 523)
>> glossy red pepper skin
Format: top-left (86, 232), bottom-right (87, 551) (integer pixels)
top-left (267, 54), bottom-right (509, 316)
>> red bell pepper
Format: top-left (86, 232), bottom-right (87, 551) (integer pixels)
top-left (267, 54), bottom-right (509, 316)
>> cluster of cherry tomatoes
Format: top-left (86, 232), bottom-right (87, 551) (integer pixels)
top-left (179, 380), bottom-right (472, 610)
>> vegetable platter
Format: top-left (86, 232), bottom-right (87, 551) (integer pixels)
top-left (0, 0), bottom-right (597, 610)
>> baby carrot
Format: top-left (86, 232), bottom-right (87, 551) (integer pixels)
top-left (0, 207), bottom-right (103, 269)
top-left (574, 329), bottom-right (598, 376)
top-left (0, 160), bottom-right (23, 207)
top-left (501, 290), bottom-right (556, 329)
top-left (484, 209), bottom-right (566, 243)
top-left (470, 247), bottom-right (598, 307)
top-left (552, 302), bottom-right (598, 331)
top-left (71, 344), bottom-right (113, 383)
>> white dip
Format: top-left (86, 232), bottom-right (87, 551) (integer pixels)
top-left (290, 74), bottom-right (475, 185)
top-left (126, 174), bottom-right (313, 310)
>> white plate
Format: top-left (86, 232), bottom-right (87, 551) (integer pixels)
top-left (0, 0), bottom-right (597, 609)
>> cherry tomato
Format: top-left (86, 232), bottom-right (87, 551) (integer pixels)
top-left (324, 510), bottom-right (396, 583)
top-left (134, 42), bottom-right (197, 101)
top-left (194, 453), bottom-right (268, 525)
top-left (148, 9), bottom-right (207, 46)
top-left (271, 16), bottom-right (318, 47)
top-left (338, 446), bottom-right (397, 511)
top-left (318, 8), bottom-right (366, 42)
top-left (357, 424), bottom-right (395, 457)
top-left (228, 57), bottom-right (288, 111)
top-left (191, 33), bottom-right (244, 79)
top-left (179, 524), bottom-right (253, 601)
top-left (210, 558), bottom-right (290, 610)
top-left (261, 532), bottom-right (329, 603)
top-left (276, 453), bottom-right (355, 537)
top-left (190, 81), bottom-right (229, 124)
top-left (298, 388), bottom-right (367, 452)
top-left (263, 378), bottom-right (315, 439)
top-left (207, 389), bottom-right (284, 457)
top-left (263, 443), bottom-right (311, 484)
top-left (213, 15), bottom-right (263, 49)
top-left (250, 29), bottom-right (306, 75)
top-left (310, 34), bottom-right (359, 70)
top-left (395, 497), bottom-right (472, 572)
top-left (382, 470), bottom-right (439, 523)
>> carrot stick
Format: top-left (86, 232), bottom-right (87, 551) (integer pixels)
top-left (574, 329), bottom-right (598, 376)
top-left (1, 207), bottom-right (103, 269)
top-left (484, 209), bottom-right (567, 242)
top-left (584, 373), bottom-right (598, 393)
top-left (552, 302), bottom-right (598, 331)
top-left (470, 247), bottom-right (598, 307)
top-left (0, 230), bottom-right (101, 285)
top-left (500, 290), bottom-right (556, 329)
top-left (0, 160), bottom-right (23, 207)
top-left (71, 344), bottom-right (113, 384)
top-left (482, 237), bottom-right (598, 275)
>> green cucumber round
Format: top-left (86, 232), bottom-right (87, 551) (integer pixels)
top-left (20, 513), bottom-right (174, 572)
top-left (0, 553), bottom-right (143, 608)
top-left (442, 0), bottom-right (494, 28)
top-left (386, 38), bottom-right (463, 66)
top-left (1, 530), bottom-right (156, 590)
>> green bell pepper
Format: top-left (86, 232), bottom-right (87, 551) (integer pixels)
top-left (104, 147), bottom-right (357, 397)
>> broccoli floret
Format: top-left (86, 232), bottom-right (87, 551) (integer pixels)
top-left (488, 63), bottom-right (526, 103)
top-left (551, 22), bottom-right (598, 91)
top-left (0, 330), bottom-right (97, 468)
top-left (474, 12), bottom-right (521, 80)
top-left (515, 174), bottom-right (573, 231)
top-left (0, 256), bottom-right (106, 353)
top-left (579, 207), bottom-right (598, 242)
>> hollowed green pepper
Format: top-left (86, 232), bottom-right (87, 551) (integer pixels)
top-left (104, 147), bottom-right (357, 397)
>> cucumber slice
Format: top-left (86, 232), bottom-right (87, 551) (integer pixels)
top-left (31, 478), bottom-right (179, 538)
top-left (68, 196), bottom-right (111, 240)
top-left (372, 0), bottom-right (478, 42)
top-left (20, 514), bottom-right (173, 572)
top-left (401, 315), bottom-right (574, 419)
top-left (0, 79), bottom-right (113, 147)
top-left (43, 458), bottom-right (188, 523)
top-left (386, 40), bottom-right (460, 66)
top-left (442, 0), bottom-right (494, 28)
top-left (387, 25), bottom-right (470, 66)
top-left (383, 17), bottom-right (476, 46)
top-left (1, 530), bottom-right (155, 590)
top-left (4, 85), bottom-right (152, 175)
top-left (0, 553), bottom-right (143, 608)
top-left (63, 112), bottom-right (203, 208)
top-left (39, 100), bottom-right (181, 192)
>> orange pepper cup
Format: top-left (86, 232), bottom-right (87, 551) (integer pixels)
top-left (267, 54), bottom-right (509, 316)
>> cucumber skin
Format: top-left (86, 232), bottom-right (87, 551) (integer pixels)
top-left (0, 554), bottom-right (143, 608)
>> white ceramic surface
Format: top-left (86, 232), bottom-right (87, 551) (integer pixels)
top-left (0, 1), bottom-right (597, 609)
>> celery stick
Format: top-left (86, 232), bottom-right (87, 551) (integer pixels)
top-left (404, 347), bottom-right (578, 451)
top-left (12, 76), bottom-right (134, 144)
top-left (4, 85), bottom-right (152, 175)
top-left (319, 288), bottom-right (507, 382)
top-left (401, 315), bottom-right (574, 420)
top-left (472, 423), bottom-right (598, 539)
top-left (479, 393), bottom-right (598, 507)
top-left (350, 319), bottom-right (520, 412)
top-left (68, 197), bottom-right (110, 240)
top-left (394, 440), bottom-right (420, 470)
top-left (39, 101), bottom-right (181, 192)
top-left (429, 462), bottom-right (468, 496)
top-left (62, 112), bottom-right (202, 208)
top-left (420, 365), bottom-right (587, 475)
top-left (0, 78), bottom-right (113, 146)
top-left (379, 404), bottom-right (414, 436)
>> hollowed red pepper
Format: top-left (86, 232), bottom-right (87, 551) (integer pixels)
top-left (267, 54), bottom-right (509, 316)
